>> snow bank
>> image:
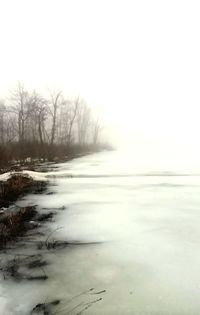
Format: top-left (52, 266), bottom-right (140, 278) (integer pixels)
top-left (0, 170), bottom-right (47, 182)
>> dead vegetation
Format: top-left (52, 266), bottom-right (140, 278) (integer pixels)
top-left (0, 206), bottom-right (56, 249)
top-left (0, 172), bottom-right (106, 314)
top-left (0, 206), bottom-right (37, 248)
top-left (0, 173), bottom-right (46, 205)
top-left (0, 254), bottom-right (48, 281)
top-left (0, 173), bottom-right (47, 248)
top-left (30, 288), bottom-right (106, 315)
top-left (31, 300), bottom-right (60, 314)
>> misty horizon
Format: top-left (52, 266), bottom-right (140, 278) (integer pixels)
top-left (0, 0), bottom-right (200, 169)
top-left (1, 1), bottom-right (200, 315)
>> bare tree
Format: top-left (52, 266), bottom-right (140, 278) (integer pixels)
top-left (92, 116), bottom-right (102, 145)
top-left (66, 96), bottom-right (80, 146)
top-left (31, 92), bottom-right (48, 146)
top-left (77, 100), bottom-right (91, 145)
top-left (0, 100), bottom-right (6, 144)
top-left (0, 99), bottom-right (17, 144)
top-left (11, 82), bottom-right (31, 144)
top-left (0, 83), bottom-right (106, 166)
top-left (48, 91), bottom-right (62, 145)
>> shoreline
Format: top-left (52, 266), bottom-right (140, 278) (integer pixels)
top-left (0, 150), bottom-right (87, 248)
top-left (0, 160), bottom-right (69, 314)
top-left (0, 151), bottom-right (107, 314)
top-left (0, 173), bottom-right (48, 248)
top-left (0, 150), bottom-right (99, 249)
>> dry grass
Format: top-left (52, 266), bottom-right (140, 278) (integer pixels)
top-left (0, 174), bottom-right (34, 201)
top-left (0, 206), bottom-right (37, 247)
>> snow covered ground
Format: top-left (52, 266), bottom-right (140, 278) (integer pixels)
top-left (1, 151), bottom-right (200, 314)
top-left (0, 170), bottom-right (47, 182)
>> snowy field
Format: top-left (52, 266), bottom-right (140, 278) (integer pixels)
top-left (1, 151), bottom-right (200, 314)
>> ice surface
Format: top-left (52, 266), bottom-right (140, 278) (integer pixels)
top-left (1, 151), bottom-right (200, 314)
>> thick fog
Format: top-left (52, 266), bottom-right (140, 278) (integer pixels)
top-left (1, 1), bottom-right (200, 314)
top-left (1, 1), bottom-right (200, 165)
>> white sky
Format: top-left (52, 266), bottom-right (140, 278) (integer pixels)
top-left (1, 0), bottom-right (200, 169)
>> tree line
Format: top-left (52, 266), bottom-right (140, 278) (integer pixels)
top-left (0, 83), bottom-right (107, 167)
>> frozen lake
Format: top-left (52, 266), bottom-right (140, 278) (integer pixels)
top-left (1, 150), bottom-right (200, 314)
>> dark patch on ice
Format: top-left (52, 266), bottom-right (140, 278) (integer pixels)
top-left (0, 254), bottom-right (48, 281)
top-left (31, 299), bottom-right (60, 314)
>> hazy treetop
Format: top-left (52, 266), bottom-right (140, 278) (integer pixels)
top-left (0, 0), bottom-right (200, 167)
